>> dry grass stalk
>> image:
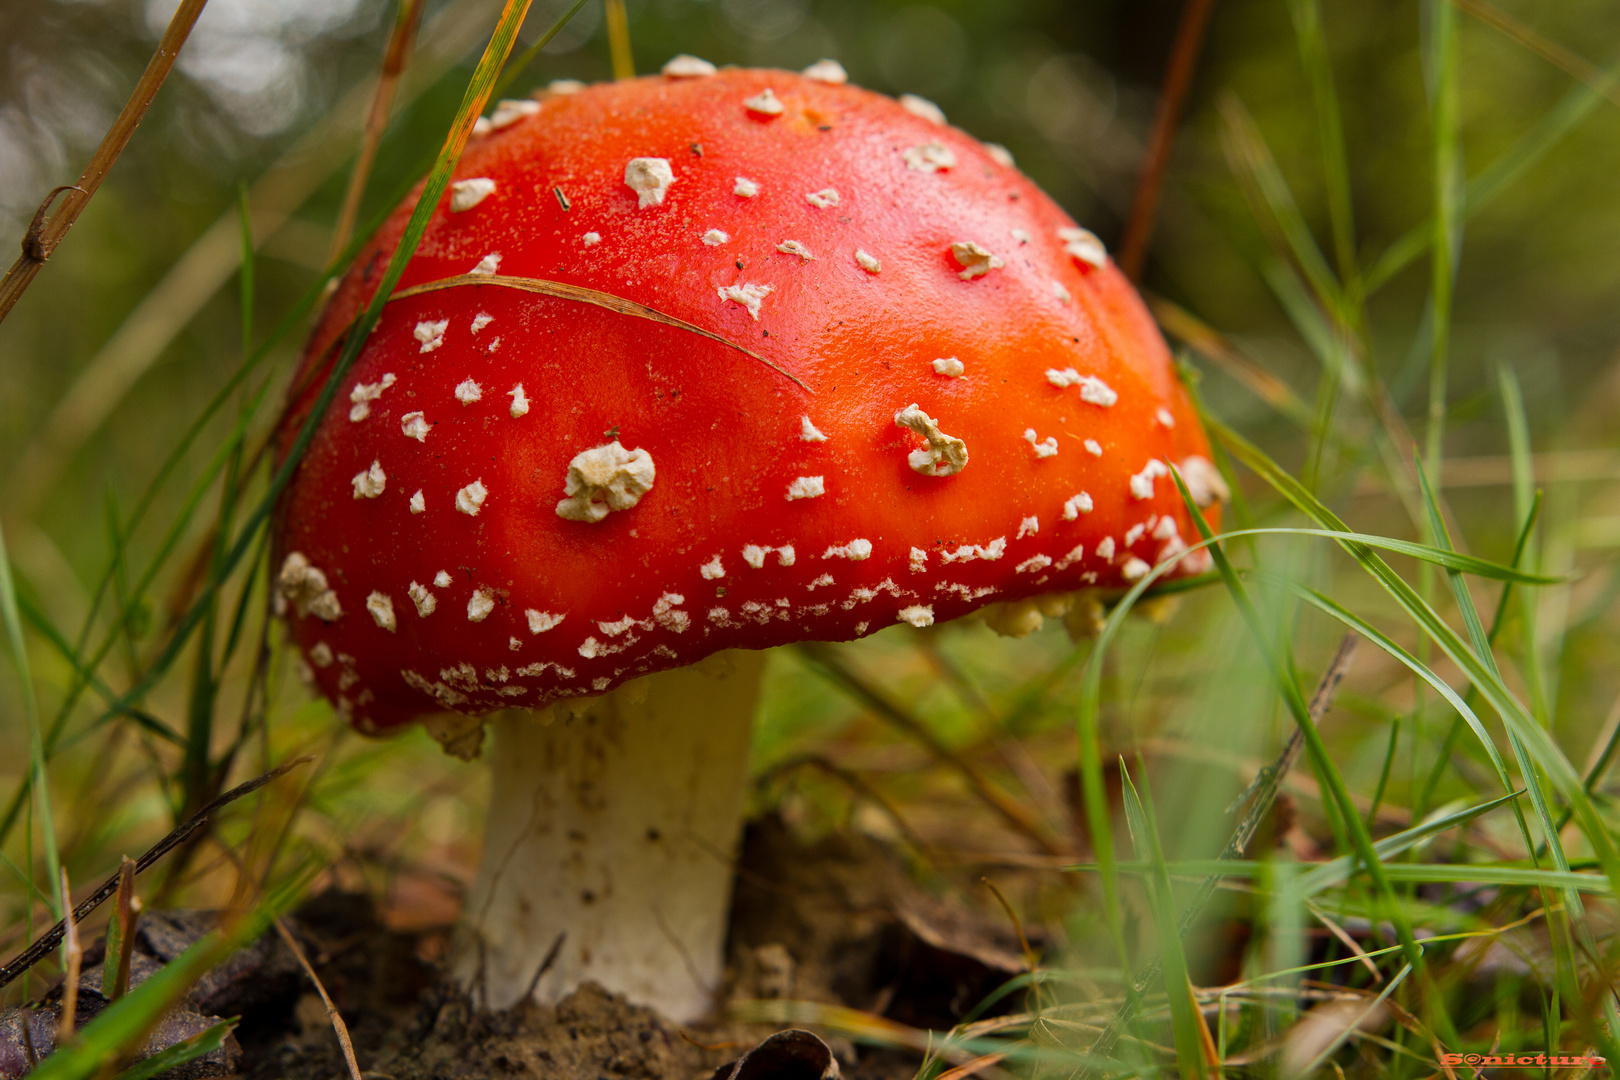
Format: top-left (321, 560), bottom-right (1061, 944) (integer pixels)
top-left (104, 856), bottom-right (141, 1001)
top-left (0, 0), bottom-right (211, 325)
top-left (56, 869), bottom-right (80, 1044)
top-left (272, 917), bottom-right (364, 1080)
top-left (933, 1051), bottom-right (1010, 1080)
top-left (328, 0), bottom-right (428, 264)
top-left (605, 0), bottom-right (634, 80)
top-left (1118, 0), bottom-right (1219, 280)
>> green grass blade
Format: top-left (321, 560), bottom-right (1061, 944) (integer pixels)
top-left (1291, 791), bottom-right (1521, 896)
top-left (1287, 583), bottom-right (1516, 795)
top-left (1288, 0), bottom-right (1357, 283)
top-left (1499, 366), bottom-right (1551, 726)
top-left (1414, 489), bottom-right (1540, 816)
top-left (14, 595), bottom-right (184, 745)
top-left (108, 1019), bottom-right (237, 1080)
top-left (1422, 0), bottom-right (1463, 482)
top-left (1218, 94), bottom-right (1341, 312)
top-left (1210, 418), bottom-right (1620, 897)
top-left (1072, 859), bottom-right (1612, 895)
top-left (1118, 761), bottom-right (1207, 1080)
top-left (0, 521), bottom-right (62, 922)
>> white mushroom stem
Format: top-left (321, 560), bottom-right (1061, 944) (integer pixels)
top-left (451, 650), bottom-right (765, 1022)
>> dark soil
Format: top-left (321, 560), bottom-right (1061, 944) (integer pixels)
top-left (234, 815), bottom-right (1035, 1080)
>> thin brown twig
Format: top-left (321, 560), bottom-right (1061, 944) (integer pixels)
top-left (1118, 0), bottom-right (1218, 280)
top-left (273, 918), bottom-right (364, 1080)
top-left (0, 755), bottom-right (313, 990)
top-left (979, 877), bottom-right (1036, 970)
top-left (109, 858), bottom-right (141, 1001)
top-left (328, 0), bottom-right (428, 264)
top-left (391, 273), bottom-right (812, 392)
top-left (0, 0), bottom-right (210, 326)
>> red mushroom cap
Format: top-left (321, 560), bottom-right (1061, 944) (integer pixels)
top-left (271, 67), bottom-right (1225, 733)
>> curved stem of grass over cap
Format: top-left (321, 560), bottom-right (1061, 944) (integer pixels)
top-left (605, 0), bottom-right (635, 80)
top-left (329, 0), bottom-right (428, 266)
top-left (1118, 0), bottom-right (1217, 281)
top-left (0, 0), bottom-right (210, 327)
top-left (391, 273), bottom-right (812, 393)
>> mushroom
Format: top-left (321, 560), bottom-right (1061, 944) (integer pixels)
top-left (270, 63), bottom-right (1226, 1022)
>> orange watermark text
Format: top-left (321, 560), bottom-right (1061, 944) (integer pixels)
top-left (1439, 1052), bottom-right (1606, 1069)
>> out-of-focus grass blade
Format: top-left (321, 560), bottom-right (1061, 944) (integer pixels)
top-left (1077, 860), bottom-right (1612, 894)
top-left (1210, 417), bottom-right (1620, 897)
top-left (1415, 488), bottom-right (1541, 816)
top-left (13, 594), bottom-right (183, 745)
top-left (1499, 366), bottom-right (1551, 724)
top-left (107, 1019), bottom-right (236, 1080)
top-left (1287, 0), bottom-right (1357, 283)
top-left (1118, 761), bottom-right (1208, 1080)
top-left (1074, 791), bottom-right (1520, 888)
top-left (1291, 791), bottom-right (1521, 895)
top-left (1155, 301), bottom-right (1314, 426)
top-left (1217, 94), bottom-right (1341, 313)
top-left (1413, 460), bottom-right (1545, 844)
top-left (1422, 0), bottom-right (1463, 479)
top-left (490, 0), bottom-right (590, 99)
top-left (1366, 49), bottom-right (1620, 292)
top-left (0, 521), bottom-right (63, 921)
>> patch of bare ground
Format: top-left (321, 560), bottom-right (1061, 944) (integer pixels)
top-left (239, 815), bottom-right (1032, 1080)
